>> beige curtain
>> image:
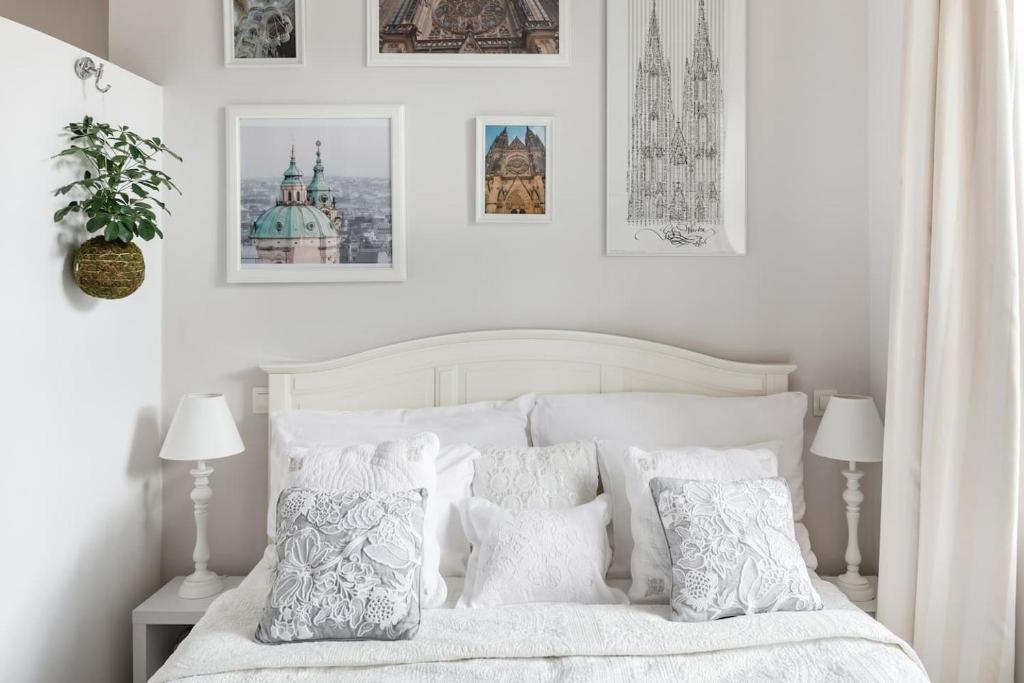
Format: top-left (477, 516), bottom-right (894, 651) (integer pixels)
top-left (877, 0), bottom-right (1024, 680)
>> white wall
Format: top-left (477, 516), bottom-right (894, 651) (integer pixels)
top-left (108, 0), bottom-right (880, 579)
top-left (0, 17), bottom-right (162, 683)
top-left (868, 0), bottom-right (904, 410)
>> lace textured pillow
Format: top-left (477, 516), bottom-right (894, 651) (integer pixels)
top-left (471, 441), bottom-right (598, 511)
top-left (256, 487), bottom-right (426, 644)
top-left (457, 494), bottom-right (626, 608)
top-left (623, 444), bottom-right (779, 604)
top-left (650, 476), bottom-right (822, 622)
top-left (284, 433), bottom-right (450, 607)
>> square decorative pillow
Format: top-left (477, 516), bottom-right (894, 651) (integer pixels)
top-left (256, 487), bottom-right (427, 643)
top-left (471, 441), bottom-right (598, 511)
top-left (623, 444), bottom-right (780, 603)
top-left (457, 494), bottom-right (626, 608)
top-left (284, 433), bottom-right (450, 607)
top-left (649, 476), bottom-right (822, 622)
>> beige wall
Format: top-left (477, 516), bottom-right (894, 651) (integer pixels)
top-left (0, 0), bottom-right (107, 57)
top-left (109, 0), bottom-right (885, 580)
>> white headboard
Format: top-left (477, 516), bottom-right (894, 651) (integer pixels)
top-left (261, 329), bottom-right (796, 413)
top-left (260, 330), bottom-right (796, 536)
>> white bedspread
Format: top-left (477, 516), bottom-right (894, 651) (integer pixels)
top-left (153, 558), bottom-right (928, 683)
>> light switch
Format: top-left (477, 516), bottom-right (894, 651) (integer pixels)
top-left (813, 389), bottom-right (837, 417)
top-left (252, 387), bottom-right (269, 414)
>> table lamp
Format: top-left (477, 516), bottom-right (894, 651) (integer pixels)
top-left (810, 394), bottom-right (883, 602)
top-left (159, 393), bottom-right (245, 599)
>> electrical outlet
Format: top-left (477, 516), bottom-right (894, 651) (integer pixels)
top-left (813, 389), bottom-right (837, 417)
top-left (252, 387), bottom-right (269, 414)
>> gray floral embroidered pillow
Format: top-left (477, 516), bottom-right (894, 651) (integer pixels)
top-left (650, 476), bottom-right (822, 622)
top-left (256, 487), bottom-right (427, 644)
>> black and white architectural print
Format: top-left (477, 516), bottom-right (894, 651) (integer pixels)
top-left (607, 0), bottom-right (746, 256)
top-left (224, 0), bottom-right (306, 66)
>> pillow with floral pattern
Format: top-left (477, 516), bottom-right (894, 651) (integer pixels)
top-left (256, 487), bottom-right (427, 643)
top-left (650, 476), bottom-right (822, 623)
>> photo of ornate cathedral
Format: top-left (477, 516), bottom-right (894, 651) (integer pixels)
top-left (626, 0), bottom-right (725, 248)
top-left (480, 122), bottom-right (548, 219)
top-left (237, 122), bottom-right (394, 268)
top-left (377, 0), bottom-right (560, 55)
top-left (247, 142), bottom-right (343, 265)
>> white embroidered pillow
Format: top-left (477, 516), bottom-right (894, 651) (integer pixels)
top-left (623, 444), bottom-right (779, 603)
top-left (471, 441), bottom-right (598, 511)
top-left (650, 476), bottom-right (822, 622)
top-left (457, 494), bottom-right (626, 608)
top-left (284, 433), bottom-right (449, 607)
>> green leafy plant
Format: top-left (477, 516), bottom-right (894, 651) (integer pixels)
top-left (53, 115), bottom-right (182, 243)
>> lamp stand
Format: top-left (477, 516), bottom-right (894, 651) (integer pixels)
top-left (836, 461), bottom-right (875, 602)
top-left (179, 460), bottom-right (223, 599)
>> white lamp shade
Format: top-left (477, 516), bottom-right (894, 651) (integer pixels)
top-left (159, 393), bottom-right (245, 462)
top-left (810, 394), bottom-right (883, 464)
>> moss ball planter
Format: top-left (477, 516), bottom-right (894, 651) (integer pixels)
top-left (73, 236), bottom-right (145, 299)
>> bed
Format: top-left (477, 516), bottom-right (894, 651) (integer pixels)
top-left (152, 330), bottom-right (927, 682)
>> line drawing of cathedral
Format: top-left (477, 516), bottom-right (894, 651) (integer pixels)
top-left (627, 0), bottom-right (724, 247)
top-left (378, 0), bottom-right (559, 54)
top-left (484, 127), bottom-right (546, 215)
top-left (248, 142), bottom-right (344, 265)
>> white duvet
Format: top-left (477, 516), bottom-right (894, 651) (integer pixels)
top-left (153, 558), bottom-right (927, 683)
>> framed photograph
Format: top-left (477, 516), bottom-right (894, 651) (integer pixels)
top-left (225, 105), bottom-right (406, 283)
top-left (476, 117), bottom-right (553, 223)
top-left (225, 0), bottom-right (306, 67)
top-left (369, 0), bottom-right (569, 67)
top-left (606, 0), bottom-right (746, 256)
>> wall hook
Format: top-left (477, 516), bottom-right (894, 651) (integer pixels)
top-left (74, 57), bottom-right (112, 94)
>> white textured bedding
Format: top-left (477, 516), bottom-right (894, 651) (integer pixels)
top-left (153, 557), bottom-right (927, 683)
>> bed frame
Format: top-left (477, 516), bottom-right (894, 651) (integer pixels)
top-left (261, 329), bottom-right (795, 411)
top-left (260, 329), bottom-right (796, 534)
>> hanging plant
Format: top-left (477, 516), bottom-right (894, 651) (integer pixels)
top-left (53, 115), bottom-right (182, 299)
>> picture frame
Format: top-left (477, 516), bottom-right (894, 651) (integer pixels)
top-left (475, 116), bottom-right (553, 224)
top-left (224, 0), bottom-right (306, 67)
top-left (606, 0), bottom-right (747, 256)
top-left (368, 0), bottom-right (570, 68)
top-left (225, 104), bottom-right (406, 283)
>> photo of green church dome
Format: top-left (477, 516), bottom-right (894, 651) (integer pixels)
top-left (238, 119), bottom-right (393, 268)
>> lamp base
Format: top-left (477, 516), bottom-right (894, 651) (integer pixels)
top-left (836, 571), bottom-right (875, 602)
top-left (178, 570), bottom-right (223, 599)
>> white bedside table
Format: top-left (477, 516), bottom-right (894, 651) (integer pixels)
top-left (820, 575), bottom-right (878, 617)
top-left (132, 576), bottom-right (244, 683)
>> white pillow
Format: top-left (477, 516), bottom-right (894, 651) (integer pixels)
top-left (269, 394), bottom-right (534, 540)
top-left (457, 494), bottom-right (626, 608)
top-left (529, 392), bottom-right (814, 575)
top-left (284, 433), bottom-right (450, 608)
top-left (434, 443), bottom-right (482, 576)
top-left (622, 444), bottom-right (779, 603)
top-left (471, 441), bottom-right (598, 511)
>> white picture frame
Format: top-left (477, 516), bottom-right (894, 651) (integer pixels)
top-left (475, 116), bottom-right (553, 224)
top-left (606, 0), bottom-right (747, 256)
top-left (225, 104), bottom-right (406, 283)
top-left (368, 0), bottom-right (570, 68)
top-left (225, 0), bottom-right (306, 67)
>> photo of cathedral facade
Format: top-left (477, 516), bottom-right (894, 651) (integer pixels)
top-left (627, 0), bottom-right (724, 248)
top-left (240, 139), bottom-right (392, 267)
top-left (482, 125), bottom-right (547, 216)
top-left (378, 0), bottom-right (560, 55)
